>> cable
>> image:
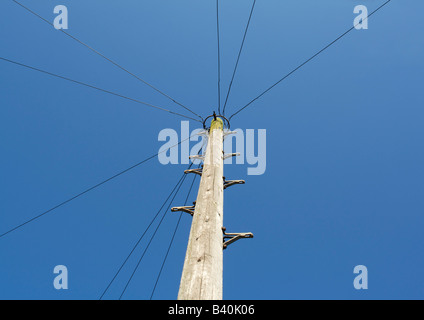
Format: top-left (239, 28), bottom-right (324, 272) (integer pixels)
top-left (99, 164), bottom-right (192, 300)
top-left (0, 134), bottom-right (195, 239)
top-left (149, 166), bottom-right (199, 300)
top-left (0, 57), bottom-right (202, 123)
top-left (222, 0), bottom-right (256, 116)
top-left (216, 0), bottom-right (222, 114)
top-left (229, 0), bottom-right (392, 121)
top-left (118, 168), bottom-right (190, 300)
top-left (12, 0), bottom-right (203, 121)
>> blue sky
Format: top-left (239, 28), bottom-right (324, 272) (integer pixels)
top-left (0, 0), bottom-right (423, 300)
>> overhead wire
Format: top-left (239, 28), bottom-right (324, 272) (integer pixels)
top-left (222, 0), bottom-right (257, 116)
top-left (101, 144), bottom-right (205, 300)
top-left (216, 0), bottom-right (222, 114)
top-left (118, 166), bottom-right (191, 300)
top-left (149, 164), bottom-right (199, 300)
top-left (0, 134), bottom-right (196, 239)
top-left (99, 163), bottom-right (193, 300)
top-left (12, 0), bottom-right (203, 121)
top-left (229, 0), bottom-right (393, 121)
top-left (0, 57), bottom-right (202, 123)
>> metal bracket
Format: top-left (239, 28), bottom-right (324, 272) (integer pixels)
top-left (222, 227), bottom-right (253, 250)
top-left (171, 202), bottom-right (196, 216)
top-left (223, 178), bottom-right (245, 190)
top-left (224, 130), bottom-right (238, 137)
top-left (184, 168), bottom-right (203, 176)
top-left (189, 155), bottom-right (205, 161)
top-left (223, 152), bottom-right (240, 160)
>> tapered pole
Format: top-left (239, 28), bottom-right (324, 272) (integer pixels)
top-left (178, 117), bottom-right (224, 300)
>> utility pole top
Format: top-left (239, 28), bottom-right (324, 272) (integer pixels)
top-left (210, 116), bottom-right (223, 131)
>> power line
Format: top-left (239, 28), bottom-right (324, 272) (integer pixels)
top-left (229, 0), bottom-right (392, 121)
top-left (99, 165), bottom-right (192, 300)
top-left (0, 57), bottom-right (202, 123)
top-left (0, 135), bottom-right (194, 239)
top-left (12, 0), bottom-right (203, 121)
top-left (119, 168), bottom-right (190, 300)
top-left (222, 0), bottom-right (257, 116)
top-left (149, 166), bottom-right (199, 300)
top-left (216, 0), bottom-right (222, 114)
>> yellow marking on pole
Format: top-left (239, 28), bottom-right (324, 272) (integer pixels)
top-left (210, 117), bottom-right (224, 131)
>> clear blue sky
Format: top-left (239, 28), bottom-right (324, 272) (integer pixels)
top-left (0, 0), bottom-right (423, 300)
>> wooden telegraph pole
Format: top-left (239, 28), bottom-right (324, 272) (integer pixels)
top-left (172, 113), bottom-right (253, 300)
